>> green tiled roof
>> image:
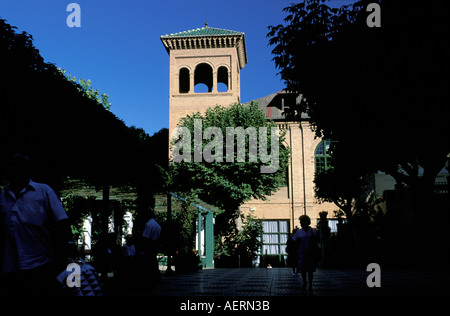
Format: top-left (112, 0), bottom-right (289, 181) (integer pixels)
top-left (161, 25), bottom-right (244, 38)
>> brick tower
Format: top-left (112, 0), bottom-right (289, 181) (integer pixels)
top-left (161, 24), bottom-right (247, 138)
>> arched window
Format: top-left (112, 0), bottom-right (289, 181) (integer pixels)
top-left (194, 63), bottom-right (213, 93)
top-left (314, 140), bottom-right (335, 173)
top-left (179, 67), bottom-right (190, 93)
top-left (217, 66), bottom-right (229, 92)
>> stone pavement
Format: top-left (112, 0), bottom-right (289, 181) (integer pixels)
top-left (112, 267), bottom-right (450, 296)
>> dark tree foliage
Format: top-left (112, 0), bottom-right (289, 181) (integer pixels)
top-left (267, 1), bottom-right (449, 212)
top-left (0, 19), bottom-right (163, 192)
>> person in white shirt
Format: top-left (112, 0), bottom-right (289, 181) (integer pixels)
top-left (0, 154), bottom-right (76, 295)
top-left (142, 211), bottom-right (161, 282)
top-left (143, 217), bottom-right (161, 241)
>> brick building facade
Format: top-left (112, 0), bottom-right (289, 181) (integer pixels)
top-left (161, 25), bottom-right (337, 264)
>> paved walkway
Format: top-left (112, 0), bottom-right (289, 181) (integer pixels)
top-left (111, 267), bottom-right (450, 296)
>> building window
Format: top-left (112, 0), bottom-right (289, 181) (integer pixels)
top-left (217, 66), bottom-right (229, 92)
top-left (179, 67), bottom-right (190, 93)
top-left (314, 140), bottom-right (335, 173)
top-left (316, 217), bottom-right (346, 233)
top-left (255, 220), bottom-right (289, 266)
top-left (194, 63), bottom-right (213, 93)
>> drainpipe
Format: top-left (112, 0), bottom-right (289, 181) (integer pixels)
top-left (289, 124), bottom-right (295, 229)
top-left (301, 123), bottom-right (307, 216)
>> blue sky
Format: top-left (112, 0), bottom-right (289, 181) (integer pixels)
top-left (0, 0), bottom-right (352, 136)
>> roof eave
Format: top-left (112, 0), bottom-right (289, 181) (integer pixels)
top-left (160, 33), bottom-right (248, 69)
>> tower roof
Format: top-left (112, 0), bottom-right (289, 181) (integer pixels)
top-left (161, 25), bottom-right (244, 38)
top-left (161, 25), bottom-right (247, 69)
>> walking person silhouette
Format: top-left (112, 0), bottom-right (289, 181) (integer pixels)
top-left (291, 215), bottom-right (319, 291)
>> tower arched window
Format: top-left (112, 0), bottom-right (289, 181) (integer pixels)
top-left (194, 63), bottom-right (213, 93)
top-left (314, 140), bottom-right (335, 173)
top-left (217, 66), bottom-right (229, 92)
top-left (179, 67), bottom-right (190, 93)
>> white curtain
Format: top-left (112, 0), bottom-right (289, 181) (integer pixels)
top-left (329, 219), bottom-right (338, 233)
top-left (263, 221), bottom-right (278, 233)
top-left (261, 221), bottom-right (290, 255)
top-left (262, 244), bottom-right (279, 255)
top-left (279, 221), bottom-right (288, 233)
top-left (263, 234), bottom-right (279, 244)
